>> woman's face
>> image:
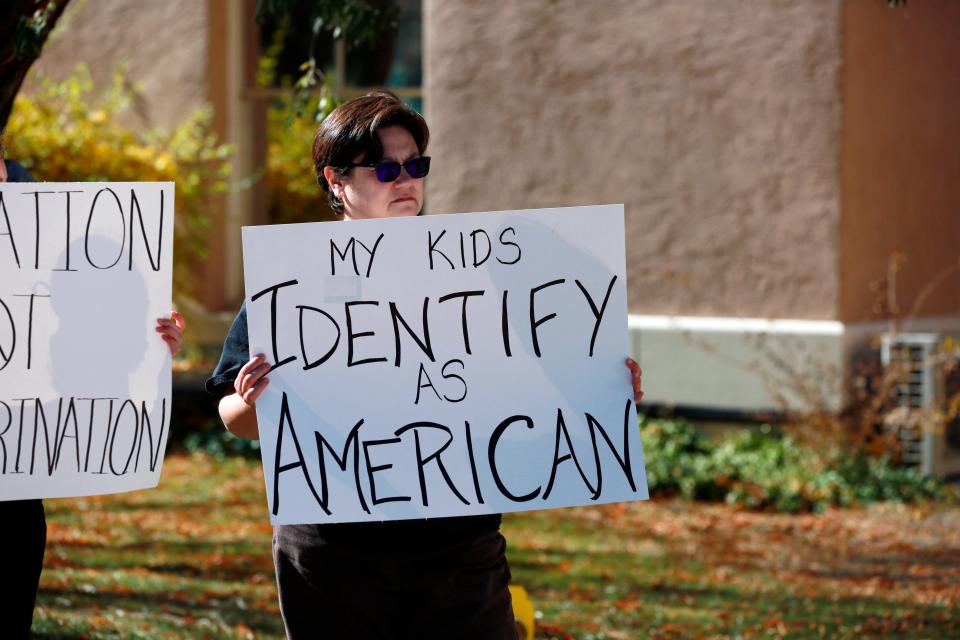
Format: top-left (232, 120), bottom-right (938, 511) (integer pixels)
top-left (330, 125), bottom-right (424, 220)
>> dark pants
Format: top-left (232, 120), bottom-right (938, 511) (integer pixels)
top-left (273, 527), bottom-right (517, 640)
top-left (0, 499), bottom-right (46, 639)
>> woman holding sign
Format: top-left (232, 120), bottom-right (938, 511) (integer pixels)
top-left (207, 93), bottom-right (643, 639)
top-left (0, 135), bottom-right (187, 639)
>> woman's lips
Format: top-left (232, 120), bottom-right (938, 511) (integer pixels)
top-left (392, 196), bottom-right (416, 204)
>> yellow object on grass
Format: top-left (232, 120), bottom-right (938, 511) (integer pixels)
top-left (509, 584), bottom-right (534, 640)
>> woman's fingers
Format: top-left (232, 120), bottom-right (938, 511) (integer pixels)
top-left (244, 376), bottom-right (270, 404)
top-left (156, 329), bottom-right (179, 345)
top-left (235, 355), bottom-right (270, 401)
top-left (625, 357), bottom-right (644, 404)
top-left (171, 310), bottom-right (185, 331)
top-left (236, 354), bottom-right (265, 383)
top-left (156, 314), bottom-right (184, 356)
top-left (237, 366), bottom-right (270, 398)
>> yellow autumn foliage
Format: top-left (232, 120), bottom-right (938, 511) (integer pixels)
top-left (264, 96), bottom-right (337, 225)
top-left (5, 65), bottom-right (232, 298)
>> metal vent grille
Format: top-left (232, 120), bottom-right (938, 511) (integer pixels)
top-left (881, 333), bottom-right (960, 476)
top-left (945, 365), bottom-right (960, 452)
top-left (884, 337), bottom-right (936, 468)
top-left (891, 344), bottom-right (927, 409)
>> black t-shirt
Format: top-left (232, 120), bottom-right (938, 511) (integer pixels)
top-left (206, 303), bottom-right (502, 551)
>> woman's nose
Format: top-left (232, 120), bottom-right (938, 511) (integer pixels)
top-left (394, 167), bottom-right (413, 185)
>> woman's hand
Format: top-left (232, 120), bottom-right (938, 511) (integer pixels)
top-left (156, 311), bottom-right (186, 356)
top-left (626, 357), bottom-right (644, 405)
top-left (218, 356), bottom-right (270, 440)
top-left (235, 354), bottom-right (271, 406)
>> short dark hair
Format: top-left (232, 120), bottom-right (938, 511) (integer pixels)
top-left (312, 92), bottom-right (429, 214)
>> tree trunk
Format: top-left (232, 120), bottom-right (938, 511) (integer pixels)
top-left (0, 0), bottom-right (71, 131)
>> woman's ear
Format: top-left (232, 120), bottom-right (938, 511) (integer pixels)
top-left (323, 166), bottom-right (344, 199)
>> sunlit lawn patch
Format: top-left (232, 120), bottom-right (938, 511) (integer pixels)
top-left (35, 453), bottom-right (280, 639)
top-left (504, 501), bottom-right (960, 638)
top-left (34, 453), bottom-right (960, 639)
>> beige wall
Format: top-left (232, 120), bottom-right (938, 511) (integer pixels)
top-left (426, 0), bottom-right (843, 319)
top-left (28, 1), bottom-right (957, 325)
top-left (840, 0), bottom-right (960, 324)
top-left (29, 0), bottom-right (209, 130)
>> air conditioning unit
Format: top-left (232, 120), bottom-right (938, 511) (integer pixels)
top-left (880, 333), bottom-right (960, 478)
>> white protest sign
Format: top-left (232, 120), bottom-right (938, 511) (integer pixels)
top-left (242, 204), bottom-right (647, 524)
top-left (0, 182), bottom-right (174, 500)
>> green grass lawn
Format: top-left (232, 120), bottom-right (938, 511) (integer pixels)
top-left (33, 453), bottom-right (960, 639)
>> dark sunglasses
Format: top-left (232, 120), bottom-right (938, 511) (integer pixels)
top-left (347, 156), bottom-right (431, 183)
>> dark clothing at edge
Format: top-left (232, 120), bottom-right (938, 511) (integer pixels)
top-left (0, 159), bottom-right (47, 640)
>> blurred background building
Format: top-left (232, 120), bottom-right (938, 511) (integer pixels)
top-left (22, 0), bottom-right (960, 420)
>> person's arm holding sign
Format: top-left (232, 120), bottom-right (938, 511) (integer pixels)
top-left (218, 353), bottom-right (270, 439)
top-left (207, 303), bottom-right (264, 439)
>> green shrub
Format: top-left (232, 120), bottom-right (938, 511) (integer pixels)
top-left (257, 28), bottom-right (338, 226)
top-left (264, 95), bottom-right (338, 225)
top-left (640, 418), bottom-right (953, 512)
top-left (164, 382), bottom-right (261, 459)
top-left (181, 429), bottom-right (262, 459)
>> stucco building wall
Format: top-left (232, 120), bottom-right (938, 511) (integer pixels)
top-left (425, 0), bottom-right (843, 320)
top-left (28, 0), bottom-right (209, 130)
